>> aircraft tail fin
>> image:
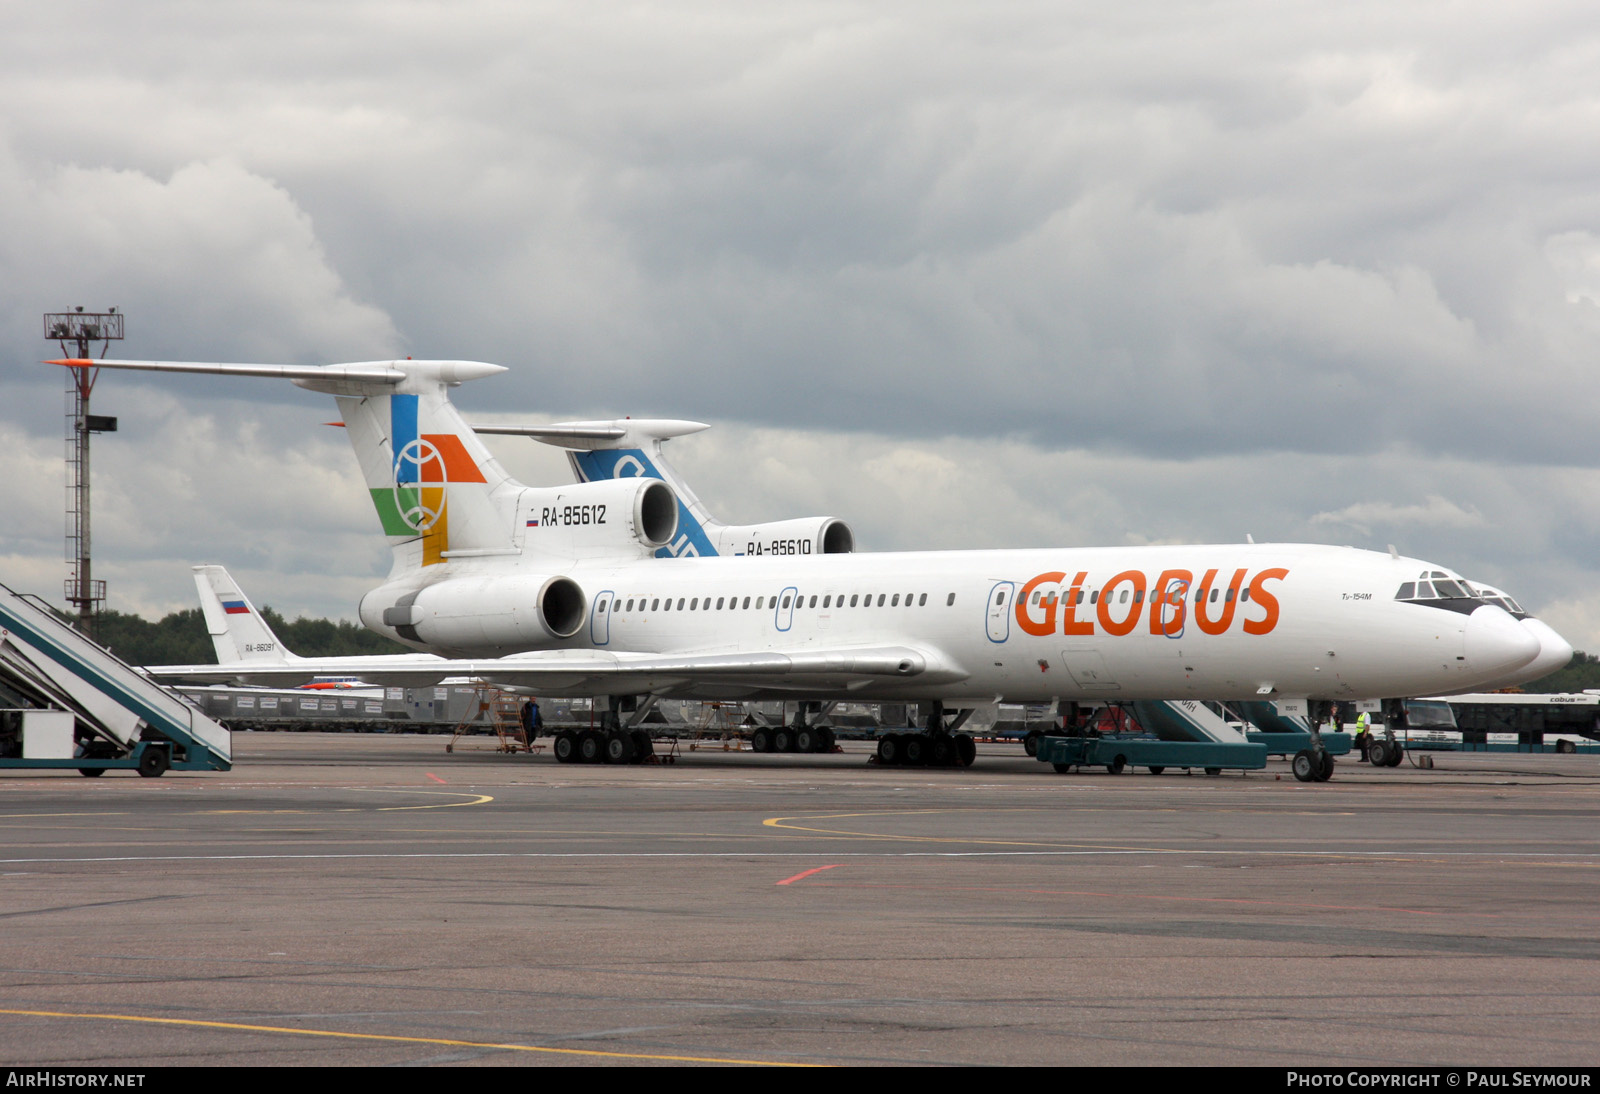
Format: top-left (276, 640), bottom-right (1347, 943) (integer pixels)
top-left (50, 358), bottom-right (523, 573)
top-left (193, 565), bottom-right (299, 664)
top-left (334, 377), bottom-right (523, 570)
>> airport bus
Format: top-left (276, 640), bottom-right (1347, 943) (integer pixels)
top-left (1434, 692), bottom-right (1600, 753)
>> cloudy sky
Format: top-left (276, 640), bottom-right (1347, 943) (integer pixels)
top-left (5, 2), bottom-right (1600, 650)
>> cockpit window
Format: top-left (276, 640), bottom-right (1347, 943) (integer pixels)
top-left (1396, 570), bottom-right (1518, 614)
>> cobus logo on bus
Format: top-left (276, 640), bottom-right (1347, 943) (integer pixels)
top-left (1015, 567), bottom-right (1289, 638)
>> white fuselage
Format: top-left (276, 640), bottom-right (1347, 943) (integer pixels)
top-left (396, 542), bottom-right (1543, 703)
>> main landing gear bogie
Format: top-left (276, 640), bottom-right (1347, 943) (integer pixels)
top-left (875, 702), bottom-right (978, 768)
top-left (551, 727), bottom-right (656, 766)
top-left (873, 731), bottom-right (977, 768)
top-left (749, 724), bottom-right (836, 754)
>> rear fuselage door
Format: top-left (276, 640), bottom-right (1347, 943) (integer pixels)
top-left (590, 589), bottom-right (613, 646)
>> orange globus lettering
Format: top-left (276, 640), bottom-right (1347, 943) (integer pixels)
top-left (1096, 570), bottom-right (1146, 637)
top-left (1149, 569), bottom-right (1193, 636)
top-left (1015, 564), bottom-right (1287, 639)
top-left (1015, 571), bottom-right (1066, 637)
top-left (1194, 568), bottom-right (1248, 636)
top-left (1242, 567), bottom-right (1289, 635)
top-left (1061, 571), bottom-right (1094, 635)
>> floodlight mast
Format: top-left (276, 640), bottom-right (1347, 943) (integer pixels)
top-left (45, 308), bottom-right (122, 637)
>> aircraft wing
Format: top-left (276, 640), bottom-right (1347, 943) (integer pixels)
top-left (147, 644), bottom-right (970, 695)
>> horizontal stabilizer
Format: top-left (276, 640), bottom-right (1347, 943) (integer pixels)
top-left (46, 358), bottom-right (507, 396)
top-left (472, 419), bottom-right (710, 451)
top-left (50, 358), bottom-right (406, 383)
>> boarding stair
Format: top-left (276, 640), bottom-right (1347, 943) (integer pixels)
top-left (0, 581), bottom-right (231, 775)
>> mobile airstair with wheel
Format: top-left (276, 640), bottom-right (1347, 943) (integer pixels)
top-left (0, 582), bottom-right (231, 777)
top-left (1036, 699), bottom-right (1267, 776)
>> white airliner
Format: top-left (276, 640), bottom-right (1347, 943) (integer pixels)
top-left (60, 356), bottom-right (1568, 770)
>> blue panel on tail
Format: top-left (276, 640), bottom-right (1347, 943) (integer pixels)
top-left (571, 449), bottom-right (718, 558)
top-left (391, 394), bottom-right (420, 484)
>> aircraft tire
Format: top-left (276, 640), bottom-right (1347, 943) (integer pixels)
top-left (876, 735), bottom-right (901, 765)
top-left (553, 732), bottom-right (577, 763)
top-left (605, 732), bottom-right (635, 765)
top-left (954, 734), bottom-right (977, 767)
top-left (578, 730), bottom-right (603, 764)
top-left (774, 727), bottom-right (795, 753)
top-left (750, 727), bottom-right (773, 753)
top-left (1384, 743), bottom-right (1404, 767)
top-left (820, 727), bottom-right (836, 752)
top-left (796, 727), bottom-right (819, 753)
top-left (1314, 752), bottom-right (1335, 781)
top-left (903, 734), bottom-right (927, 766)
top-left (1291, 749), bottom-right (1317, 782)
top-left (630, 729), bottom-right (653, 760)
top-left (137, 747), bottom-right (169, 779)
top-left (930, 736), bottom-right (955, 767)
top-left (1367, 740), bottom-right (1390, 767)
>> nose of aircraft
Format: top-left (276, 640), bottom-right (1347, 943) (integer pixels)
top-left (1464, 605), bottom-right (1542, 680)
top-left (1519, 618), bottom-right (1575, 680)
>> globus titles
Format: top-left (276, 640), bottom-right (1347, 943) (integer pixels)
top-left (1015, 567), bottom-right (1289, 638)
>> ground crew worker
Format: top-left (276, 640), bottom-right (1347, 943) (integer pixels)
top-left (1355, 711), bottom-right (1370, 761)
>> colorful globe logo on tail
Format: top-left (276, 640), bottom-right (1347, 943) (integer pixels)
top-left (393, 438), bottom-right (448, 532)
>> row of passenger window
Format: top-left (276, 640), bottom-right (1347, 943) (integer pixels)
top-left (1025, 585), bottom-right (1252, 607)
top-left (599, 592), bottom-right (959, 614)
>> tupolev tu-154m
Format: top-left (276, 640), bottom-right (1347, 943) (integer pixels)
top-left (54, 356), bottom-right (1570, 771)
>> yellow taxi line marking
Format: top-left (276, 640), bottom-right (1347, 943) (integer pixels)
top-left (764, 810), bottom-right (1174, 850)
top-left (0, 1008), bottom-right (821, 1067)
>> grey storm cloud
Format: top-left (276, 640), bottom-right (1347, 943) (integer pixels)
top-left (2, 2), bottom-right (1599, 647)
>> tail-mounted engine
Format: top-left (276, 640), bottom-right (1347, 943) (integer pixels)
top-left (516, 478), bottom-right (679, 560)
top-left (712, 517), bottom-right (854, 557)
top-left (363, 574), bottom-right (587, 655)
